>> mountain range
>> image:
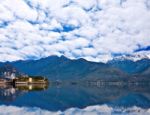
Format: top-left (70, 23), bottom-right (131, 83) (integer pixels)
top-left (0, 55), bottom-right (150, 82)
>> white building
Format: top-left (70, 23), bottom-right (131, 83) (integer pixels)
top-left (3, 72), bottom-right (16, 80)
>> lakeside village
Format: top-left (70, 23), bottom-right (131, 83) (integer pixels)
top-left (0, 70), bottom-right (48, 86)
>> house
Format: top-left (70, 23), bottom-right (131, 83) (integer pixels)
top-left (3, 72), bottom-right (16, 80)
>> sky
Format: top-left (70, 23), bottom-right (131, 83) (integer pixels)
top-left (0, 0), bottom-right (150, 62)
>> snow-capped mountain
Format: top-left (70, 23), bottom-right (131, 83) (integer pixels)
top-left (113, 51), bottom-right (150, 62)
top-left (74, 51), bottom-right (150, 63)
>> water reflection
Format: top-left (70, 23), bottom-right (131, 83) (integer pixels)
top-left (0, 84), bottom-right (48, 102)
top-left (0, 84), bottom-right (149, 111)
top-left (15, 84), bottom-right (48, 91)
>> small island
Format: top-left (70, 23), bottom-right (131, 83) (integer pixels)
top-left (0, 64), bottom-right (49, 87)
top-left (14, 76), bottom-right (48, 85)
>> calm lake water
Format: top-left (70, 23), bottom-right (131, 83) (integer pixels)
top-left (0, 84), bottom-right (150, 114)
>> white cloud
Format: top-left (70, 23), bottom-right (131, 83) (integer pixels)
top-left (0, 0), bottom-right (149, 62)
top-left (73, 0), bottom-right (96, 10)
top-left (1, 0), bottom-right (38, 21)
top-left (0, 105), bottom-right (150, 115)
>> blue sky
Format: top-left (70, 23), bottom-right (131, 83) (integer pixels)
top-left (0, 0), bottom-right (150, 62)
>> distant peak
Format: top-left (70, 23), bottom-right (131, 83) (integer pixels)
top-left (112, 52), bottom-right (150, 62)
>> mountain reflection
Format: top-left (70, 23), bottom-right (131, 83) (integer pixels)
top-left (0, 84), bottom-right (48, 102)
top-left (0, 83), bottom-right (150, 111)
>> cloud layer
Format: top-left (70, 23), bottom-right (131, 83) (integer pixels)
top-left (0, 0), bottom-right (150, 62)
top-left (0, 105), bottom-right (150, 115)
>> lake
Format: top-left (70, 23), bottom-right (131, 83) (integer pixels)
top-left (0, 83), bottom-right (150, 115)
